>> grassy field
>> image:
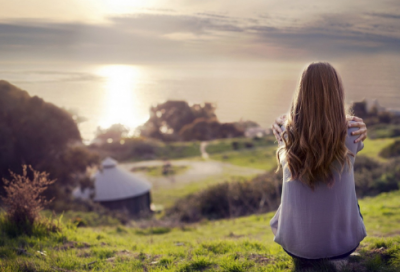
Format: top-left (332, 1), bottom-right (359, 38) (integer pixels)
top-left (115, 135), bottom-right (276, 162)
top-left (151, 175), bottom-right (229, 211)
top-left (360, 137), bottom-right (400, 162)
top-left (151, 169), bottom-right (261, 211)
top-left (367, 124), bottom-right (400, 139)
top-left (1, 135), bottom-right (396, 271)
top-left (146, 135), bottom-right (398, 212)
top-left (1, 189), bottom-right (400, 271)
top-left (209, 136), bottom-right (400, 170)
top-left (209, 145), bottom-right (278, 171)
top-left (205, 136), bottom-right (276, 155)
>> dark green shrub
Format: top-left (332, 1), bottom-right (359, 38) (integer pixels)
top-left (354, 156), bottom-right (400, 197)
top-left (368, 124), bottom-right (400, 139)
top-left (379, 140), bottom-right (400, 158)
top-left (166, 155), bottom-right (400, 223)
top-left (165, 171), bottom-right (282, 223)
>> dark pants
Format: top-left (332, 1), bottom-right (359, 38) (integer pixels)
top-left (283, 243), bottom-right (359, 261)
top-left (283, 200), bottom-right (363, 261)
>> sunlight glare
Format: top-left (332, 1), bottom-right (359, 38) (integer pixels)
top-left (97, 65), bottom-right (147, 133)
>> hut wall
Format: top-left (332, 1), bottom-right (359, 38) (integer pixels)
top-left (99, 192), bottom-right (152, 217)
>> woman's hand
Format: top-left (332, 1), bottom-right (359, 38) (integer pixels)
top-left (271, 114), bottom-right (286, 142)
top-left (346, 115), bottom-right (368, 143)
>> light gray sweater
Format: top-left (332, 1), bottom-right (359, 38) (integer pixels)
top-left (270, 121), bottom-right (367, 259)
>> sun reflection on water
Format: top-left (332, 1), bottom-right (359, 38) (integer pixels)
top-left (97, 65), bottom-right (148, 132)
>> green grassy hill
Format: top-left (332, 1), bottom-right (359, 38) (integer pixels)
top-left (1, 135), bottom-right (399, 271)
top-left (1, 189), bottom-right (400, 271)
top-left (361, 137), bottom-right (400, 162)
top-left (210, 136), bottom-right (400, 169)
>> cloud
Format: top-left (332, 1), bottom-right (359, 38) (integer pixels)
top-left (246, 13), bottom-right (400, 58)
top-left (0, 69), bottom-right (103, 85)
top-left (0, 10), bottom-right (399, 63)
top-left (109, 13), bottom-right (244, 35)
top-left (367, 12), bottom-right (400, 20)
top-left (195, 13), bottom-right (231, 19)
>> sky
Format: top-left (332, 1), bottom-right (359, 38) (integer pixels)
top-left (1, 0), bottom-right (400, 64)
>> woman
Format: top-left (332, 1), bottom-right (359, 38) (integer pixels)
top-left (269, 62), bottom-right (367, 266)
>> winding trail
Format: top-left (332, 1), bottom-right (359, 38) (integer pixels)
top-left (200, 141), bottom-right (209, 160)
top-left (119, 159), bottom-right (265, 190)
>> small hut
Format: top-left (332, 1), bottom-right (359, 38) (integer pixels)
top-left (93, 157), bottom-right (152, 217)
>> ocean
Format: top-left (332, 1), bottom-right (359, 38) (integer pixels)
top-left (1, 56), bottom-right (399, 142)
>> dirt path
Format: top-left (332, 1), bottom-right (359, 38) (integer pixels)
top-left (119, 159), bottom-right (265, 190)
top-left (200, 141), bottom-right (209, 160)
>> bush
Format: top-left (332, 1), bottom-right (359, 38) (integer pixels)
top-left (354, 155), bottom-right (381, 172)
top-left (164, 171), bottom-right (282, 223)
top-left (367, 124), bottom-right (400, 139)
top-left (379, 140), bottom-right (400, 158)
top-left (1, 165), bottom-right (55, 235)
top-left (354, 156), bottom-right (400, 197)
top-left (165, 155), bottom-right (400, 223)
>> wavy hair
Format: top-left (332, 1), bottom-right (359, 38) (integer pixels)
top-left (276, 62), bottom-right (353, 190)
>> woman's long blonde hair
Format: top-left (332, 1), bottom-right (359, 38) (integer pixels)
top-left (276, 62), bottom-right (353, 189)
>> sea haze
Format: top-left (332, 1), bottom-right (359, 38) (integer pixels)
top-left (1, 56), bottom-right (399, 142)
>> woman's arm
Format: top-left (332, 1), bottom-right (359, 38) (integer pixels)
top-left (271, 114), bottom-right (368, 143)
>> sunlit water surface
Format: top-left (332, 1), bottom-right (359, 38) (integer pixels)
top-left (1, 55), bottom-right (399, 142)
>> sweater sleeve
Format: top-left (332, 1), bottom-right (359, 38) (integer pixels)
top-left (357, 140), bottom-right (364, 153)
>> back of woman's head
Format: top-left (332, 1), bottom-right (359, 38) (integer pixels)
top-left (277, 62), bottom-right (352, 189)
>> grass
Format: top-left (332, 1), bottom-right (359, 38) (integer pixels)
top-left (40, 211), bottom-right (122, 228)
top-left (151, 135), bottom-right (398, 211)
top-left (210, 145), bottom-right (278, 171)
top-left (156, 141), bottom-right (201, 160)
top-left (358, 190), bottom-right (400, 236)
top-left (368, 124), bottom-right (400, 139)
top-left (359, 137), bottom-right (400, 162)
top-left (151, 176), bottom-right (221, 210)
top-left (208, 136), bottom-right (400, 170)
top-left (118, 135), bottom-right (276, 162)
top-left (117, 134), bottom-right (394, 172)
top-left (205, 135), bottom-right (276, 155)
top-left (2, 135), bottom-right (395, 271)
top-left (207, 135), bottom-right (278, 171)
top-left (1, 190), bottom-right (400, 271)
top-left (151, 171), bottom-right (260, 211)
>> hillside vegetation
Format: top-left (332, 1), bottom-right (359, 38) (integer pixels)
top-left (1, 82), bottom-right (400, 271)
top-left (145, 135), bottom-right (400, 214)
top-left (1, 190), bottom-right (400, 271)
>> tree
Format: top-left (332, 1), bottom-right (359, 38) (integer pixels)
top-left (0, 80), bottom-right (99, 205)
top-left (179, 118), bottom-right (244, 141)
top-left (95, 123), bottom-right (129, 144)
top-left (350, 100), bottom-right (368, 119)
top-left (139, 100), bottom-right (221, 141)
top-left (179, 117), bottom-right (220, 141)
